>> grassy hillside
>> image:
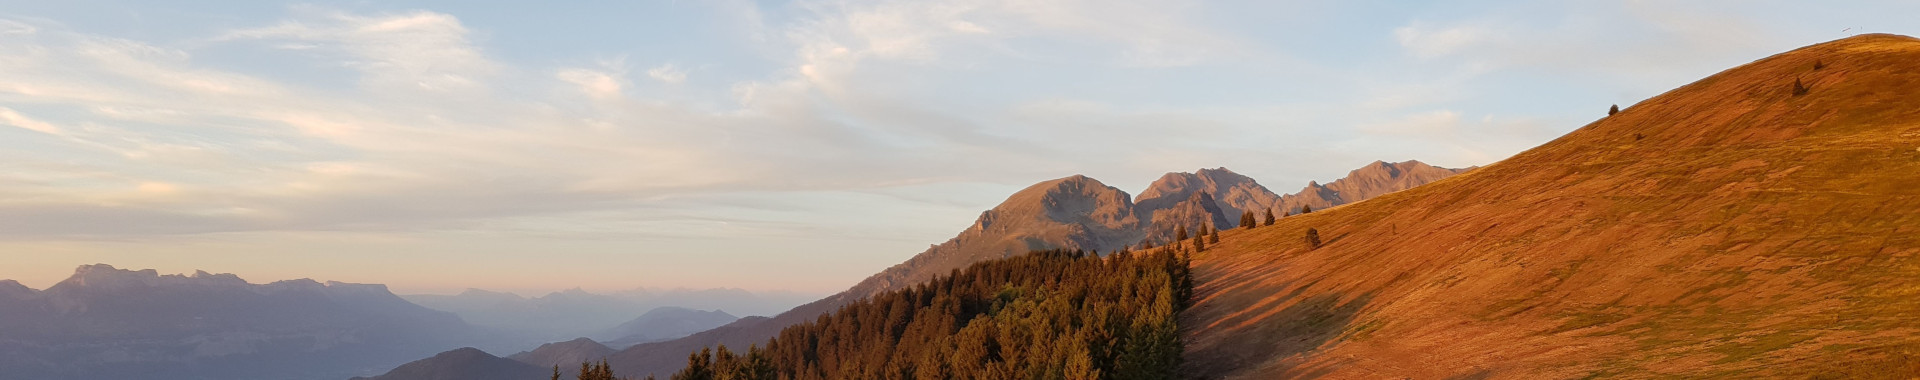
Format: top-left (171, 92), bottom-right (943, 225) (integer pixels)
top-left (1182, 34), bottom-right (1920, 379)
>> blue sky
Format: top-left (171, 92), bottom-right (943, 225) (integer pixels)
top-left (1, 0), bottom-right (1913, 295)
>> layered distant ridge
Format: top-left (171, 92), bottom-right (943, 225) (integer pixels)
top-left (0, 265), bottom-right (475, 380)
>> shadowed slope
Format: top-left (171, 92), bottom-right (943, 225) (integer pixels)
top-left (1184, 34), bottom-right (1920, 379)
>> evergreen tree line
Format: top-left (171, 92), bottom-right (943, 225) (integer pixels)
top-left (638, 248), bottom-right (1194, 380)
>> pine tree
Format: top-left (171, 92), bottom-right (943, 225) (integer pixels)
top-left (1608, 104), bottom-right (1619, 115)
top-left (552, 365), bottom-right (561, 380)
top-left (674, 348), bottom-right (714, 380)
top-left (1208, 228), bottom-right (1220, 244)
top-left (1301, 205), bottom-right (1313, 214)
top-left (1239, 211), bottom-right (1256, 229)
top-left (1305, 228), bottom-right (1322, 249)
top-left (1263, 208), bottom-right (1276, 226)
top-left (1793, 78), bottom-right (1810, 96)
top-left (1193, 236), bottom-right (1205, 252)
top-left (1175, 225), bottom-right (1189, 241)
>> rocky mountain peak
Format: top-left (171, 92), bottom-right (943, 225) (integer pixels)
top-left (969, 174), bottom-right (1136, 235)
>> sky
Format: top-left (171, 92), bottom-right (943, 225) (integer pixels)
top-left (1, 0), bottom-right (1914, 296)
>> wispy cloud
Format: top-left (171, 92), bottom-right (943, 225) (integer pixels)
top-left (219, 9), bottom-right (498, 94)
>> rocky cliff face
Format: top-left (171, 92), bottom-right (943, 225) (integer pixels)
top-left (1136, 167), bottom-right (1282, 219)
top-left (1137, 190), bottom-right (1230, 244)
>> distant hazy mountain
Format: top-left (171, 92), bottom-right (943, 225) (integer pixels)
top-left (0, 265), bottom-right (476, 380)
top-left (349, 347), bottom-right (546, 380)
top-left (402, 287), bottom-right (809, 343)
top-left (508, 337), bottom-right (615, 370)
top-left (598, 307), bottom-right (738, 348)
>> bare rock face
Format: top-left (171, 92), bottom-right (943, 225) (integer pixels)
top-left (1137, 167), bottom-right (1282, 220)
top-left (1138, 190), bottom-right (1229, 244)
top-left (1134, 167), bottom-right (1301, 244)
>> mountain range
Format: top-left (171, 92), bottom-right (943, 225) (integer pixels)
top-left (0, 265), bottom-right (474, 380)
top-left (375, 160), bottom-right (1469, 378)
top-left (401, 287), bottom-right (804, 344)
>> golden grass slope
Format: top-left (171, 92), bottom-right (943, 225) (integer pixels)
top-left (1182, 34), bottom-right (1920, 379)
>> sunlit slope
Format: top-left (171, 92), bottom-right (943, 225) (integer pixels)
top-left (1183, 34), bottom-right (1920, 379)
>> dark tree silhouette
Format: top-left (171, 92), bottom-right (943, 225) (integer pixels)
top-left (656, 248), bottom-right (1192, 380)
top-left (1263, 208), bottom-right (1276, 226)
top-left (1301, 205), bottom-right (1313, 214)
top-left (1176, 225), bottom-right (1190, 241)
top-left (1240, 211), bottom-right (1257, 229)
top-left (1793, 78), bottom-right (1810, 96)
top-left (1306, 228), bottom-right (1323, 249)
top-left (1609, 104), bottom-right (1620, 115)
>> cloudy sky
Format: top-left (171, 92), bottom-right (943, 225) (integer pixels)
top-left (1, 0), bottom-right (1912, 295)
